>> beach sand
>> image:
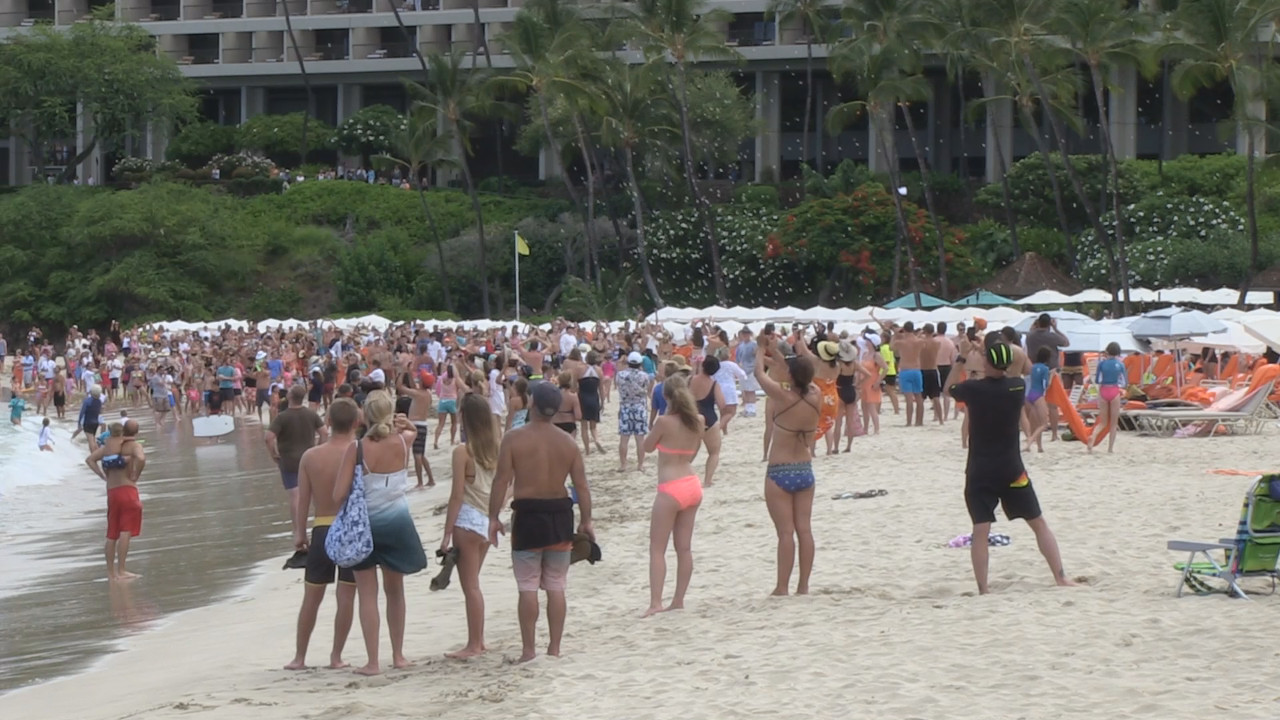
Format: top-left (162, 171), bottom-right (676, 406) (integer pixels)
top-left (3, 409), bottom-right (1279, 720)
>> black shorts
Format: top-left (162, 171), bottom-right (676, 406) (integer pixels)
top-left (110, 378), bottom-right (119, 390)
top-left (256, 389), bottom-right (269, 407)
top-left (965, 474), bottom-right (1042, 525)
top-left (84, 422), bottom-right (99, 436)
top-left (305, 525), bottom-right (356, 585)
top-left (234, 388), bottom-right (242, 397)
top-left (54, 393), bottom-right (65, 408)
top-left (219, 387), bottom-right (235, 402)
top-left (884, 374), bottom-right (897, 387)
top-left (412, 422), bottom-right (428, 455)
top-left (937, 365), bottom-right (952, 388)
top-left (922, 369), bottom-right (942, 399)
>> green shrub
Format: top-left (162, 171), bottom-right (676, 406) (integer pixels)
top-left (237, 113), bottom-right (335, 168)
top-left (975, 153), bottom-right (1138, 232)
top-left (333, 105), bottom-right (407, 160)
top-left (167, 122), bottom-right (239, 169)
top-left (733, 184), bottom-right (780, 209)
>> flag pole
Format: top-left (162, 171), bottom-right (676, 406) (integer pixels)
top-left (514, 230), bottom-right (521, 323)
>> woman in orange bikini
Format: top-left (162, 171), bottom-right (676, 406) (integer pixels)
top-left (796, 330), bottom-right (840, 455)
top-left (641, 374), bottom-right (705, 617)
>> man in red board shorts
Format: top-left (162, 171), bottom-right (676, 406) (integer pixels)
top-left (86, 419), bottom-right (147, 581)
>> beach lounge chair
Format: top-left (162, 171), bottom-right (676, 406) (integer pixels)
top-left (1124, 382), bottom-right (1273, 437)
top-left (1168, 476), bottom-right (1280, 599)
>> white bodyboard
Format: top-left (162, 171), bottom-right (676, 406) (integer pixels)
top-left (192, 415), bottom-right (236, 438)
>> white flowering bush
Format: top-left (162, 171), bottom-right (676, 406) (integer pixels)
top-left (647, 205), bottom-right (812, 306)
top-left (207, 152), bottom-right (276, 178)
top-left (334, 105), bottom-right (408, 159)
top-left (112, 156), bottom-right (154, 179)
top-left (1077, 192), bottom-right (1248, 287)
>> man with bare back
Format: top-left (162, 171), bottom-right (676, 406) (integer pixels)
top-left (402, 374), bottom-right (436, 488)
top-left (86, 419), bottom-right (146, 581)
top-left (920, 325), bottom-right (944, 425)
top-left (516, 336), bottom-right (547, 381)
top-left (488, 383), bottom-right (594, 663)
top-left (891, 322), bottom-right (926, 426)
top-left (284, 397), bottom-right (359, 671)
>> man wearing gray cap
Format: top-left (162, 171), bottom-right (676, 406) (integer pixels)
top-left (489, 382), bottom-right (594, 663)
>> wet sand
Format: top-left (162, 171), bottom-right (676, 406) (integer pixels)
top-left (2, 407), bottom-right (1278, 719)
top-left (0, 412), bottom-right (290, 692)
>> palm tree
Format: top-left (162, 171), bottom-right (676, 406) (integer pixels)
top-left (598, 62), bottom-right (677, 307)
top-left (1168, 0), bottom-right (1280, 302)
top-left (377, 106), bottom-right (459, 312)
top-left (408, 51), bottom-right (495, 315)
top-left (768, 0), bottom-right (830, 188)
top-left (501, 0), bottom-right (602, 286)
top-left (630, 0), bottom-right (742, 304)
top-left (1051, 0), bottom-right (1150, 314)
top-left (279, 0), bottom-right (313, 165)
top-left (831, 0), bottom-right (946, 299)
top-left (973, 0), bottom-right (1121, 306)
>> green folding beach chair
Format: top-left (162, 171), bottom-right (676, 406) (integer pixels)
top-left (1168, 475), bottom-right (1280, 599)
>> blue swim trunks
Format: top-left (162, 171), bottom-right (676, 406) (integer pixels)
top-left (438, 399), bottom-right (458, 414)
top-left (898, 369), bottom-right (924, 394)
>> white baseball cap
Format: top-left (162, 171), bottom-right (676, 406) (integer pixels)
top-left (627, 351), bottom-right (643, 366)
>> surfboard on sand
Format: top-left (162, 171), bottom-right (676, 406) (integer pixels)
top-left (192, 415), bottom-right (236, 438)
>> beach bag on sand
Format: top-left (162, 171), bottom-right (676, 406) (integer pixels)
top-left (326, 441), bottom-right (373, 568)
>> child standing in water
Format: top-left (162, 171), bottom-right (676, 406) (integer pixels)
top-left (38, 417), bottom-right (54, 451)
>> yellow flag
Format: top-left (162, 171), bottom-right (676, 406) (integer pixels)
top-left (515, 231), bottom-right (530, 256)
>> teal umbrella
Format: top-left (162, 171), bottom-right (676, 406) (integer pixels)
top-left (884, 292), bottom-right (951, 309)
top-left (951, 289), bottom-right (1017, 306)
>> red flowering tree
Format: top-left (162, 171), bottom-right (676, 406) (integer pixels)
top-left (765, 182), bottom-right (974, 304)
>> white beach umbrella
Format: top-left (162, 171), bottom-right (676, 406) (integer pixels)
top-left (1156, 287), bottom-right (1203, 304)
top-left (1128, 307), bottom-right (1228, 340)
top-left (1064, 288), bottom-right (1112, 303)
top-left (1177, 320), bottom-right (1265, 354)
top-left (1127, 287), bottom-right (1160, 303)
top-left (1012, 309), bottom-right (1093, 332)
top-left (1018, 289), bottom-right (1076, 305)
top-left (1245, 290), bottom-right (1275, 305)
top-left (1062, 323), bottom-right (1146, 353)
top-left (1210, 308), bottom-right (1248, 321)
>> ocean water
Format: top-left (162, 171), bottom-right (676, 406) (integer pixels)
top-left (0, 411), bottom-right (290, 693)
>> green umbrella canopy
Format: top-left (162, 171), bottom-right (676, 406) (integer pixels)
top-left (884, 292), bottom-right (952, 309)
top-left (951, 289), bottom-right (1017, 306)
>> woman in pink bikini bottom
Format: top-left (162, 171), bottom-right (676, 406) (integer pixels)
top-left (641, 375), bottom-right (706, 617)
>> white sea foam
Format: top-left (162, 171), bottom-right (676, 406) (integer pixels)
top-left (0, 418), bottom-right (106, 597)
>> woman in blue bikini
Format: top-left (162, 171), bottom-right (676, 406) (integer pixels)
top-left (753, 335), bottom-right (820, 596)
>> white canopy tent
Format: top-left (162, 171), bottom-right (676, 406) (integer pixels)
top-left (1064, 288), bottom-right (1112, 303)
top-left (1018, 289), bottom-right (1076, 305)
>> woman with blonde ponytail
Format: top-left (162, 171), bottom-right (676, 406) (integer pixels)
top-left (640, 374), bottom-right (705, 617)
top-left (333, 389), bottom-right (427, 675)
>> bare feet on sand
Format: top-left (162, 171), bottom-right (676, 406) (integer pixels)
top-left (353, 664), bottom-right (381, 676)
top-left (445, 645), bottom-right (486, 660)
top-left (283, 659), bottom-right (307, 670)
top-left (641, 606), bottom-right (664, 618)
top-left (328, 658), bottom-right (350, 669)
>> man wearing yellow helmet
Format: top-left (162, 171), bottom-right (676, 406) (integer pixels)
top-left (947, 338), bottom-right (1076, 595)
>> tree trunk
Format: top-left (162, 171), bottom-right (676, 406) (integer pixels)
top-left (1021, 54), bottom-right (1116, 313)
top-left (56, 135), bottom-right (99, 184)
top-left (624, 146), bottom-right (664, 307)
top-left (675, 65), bottom-right (728, 303)
top-left (454, 136), bottom-right (491, 315)
top-left (801, 35), bottom-right (814, 193)
top-left (390, 4), bottom-right (452, 311)
top-left (572, 113), bottom-right (603, 292)
top-left (1089, 62), bottom-right (1132, 315)
top-left (416, 186), bottom-right (453, 312)
top-left (538, 94), bottom-right (592, 282)
top-left (1243, 126), bottom-right (1260, 305)
top-left (899, 102), bottom-right (949, 298)
top-left (280, 0), bottom-right (312, 165)
top-left (990, 122), bottom-right (1021, 256)
top-left (1017, 104), bottom-right (1076, 269)
top-left (874, 108), bottom-right (912, 300)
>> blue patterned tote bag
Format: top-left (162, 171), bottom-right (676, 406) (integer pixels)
top-left (326, 441), bottom-right (374, 568)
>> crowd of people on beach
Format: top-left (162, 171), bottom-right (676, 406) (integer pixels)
top-left (6, 312), bottom-right (1095, 671)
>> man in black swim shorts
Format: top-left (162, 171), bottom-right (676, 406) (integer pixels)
top-left (947, 340), bottom-right (1076, 595)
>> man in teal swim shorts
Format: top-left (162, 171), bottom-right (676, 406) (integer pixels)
top-left (890, 322), bottom-right (925, 426)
